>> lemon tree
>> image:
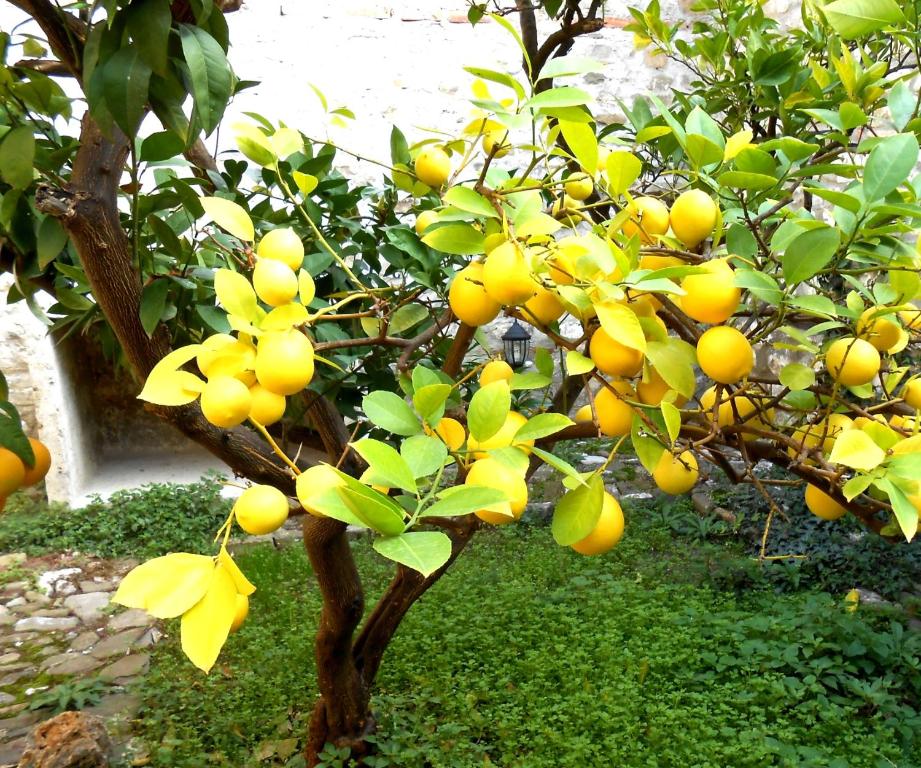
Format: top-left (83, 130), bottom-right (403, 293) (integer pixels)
top-left (1, 0), bottom-right (920, 762)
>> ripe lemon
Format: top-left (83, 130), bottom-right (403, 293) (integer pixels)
top-left (449, 263), bottom-right (501, 326)
top-left (0, 448), bottom-right (25, 497)
top-left (480, 360), bottom-right (514, 386)
top-left (523, 283), bottom-right (565, 326)
top-left (255, 329), bottom-right (315, 395)
top-left (825, 337), bottom-right (880, 387)
top-left (623, 197), bottom-right (670, 243)
top-left (548, 250), bottom-right (576, 285)
top-left (680, 258), bottom-right (740, 324)
top-left (435, 417), bottom-right (466, 451)
top-left (590, 327), bottom-right (644, 378)
top-left (900, 306), bottom-right (921, 336)
top-left (483, 130), bottom-right (511, 158)
top-left (234, 484), bottom-right (289, 534)
top-left (902, 377), bottom-right (921, 409)
top-left (856, 307), bottom-right (901, 352)
top-left (804, 484), bottom-right (847, 521)
top-left (257, 228), bottom-right (304, 271)
top-left (572, 492), bottom-right (624, 555)
top-left (652, 450), bottom-right (699, 495)
top-left (697, 326), bottom-right (753, 384)
top-left (595, 381), bottom-right (636, 437)
top-left (637, 368), bottom-right (687, 407)
top-left (253, 258), bottom-right (298, 307)
top-left (201, 375), bottom-right (252, 428)
top-left (21, 438), bottom-right (51, 487)
top-left (789, 413), bottom-right (854, 459)
top-left (669, 189), bottom-right (718, 248)
top-left (414, 146), bottom-right (451, 187)
top-left (415, 210), bottom-right (438, 235)
top-left (465, 457), bottom-right (527, 525)
top-left (467, 411), bottom-right (531, 457)
top-left (551, 195), bottom-right (582, 227)
top-left (890, 413), bottom-right (919, 432)
top-left (296, 464), bottom-right (344, 516)
top-left (248, 383), bottom-right (286, 426)
top-left (564, 173), bottom-right (594, 201)
top-left (699, 386), bottom-right (771, 437)
top-left (482, 241), bottom-right (537, 306)
top-left (574, 404), bottom-right (594, 423)
top-left (639, 254), bottom-right (683, 271)
top-left (230, 593), bottom-right (249, 633)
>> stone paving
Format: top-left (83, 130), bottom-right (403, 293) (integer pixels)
top-left (0, 553), bottom-right (158, 766)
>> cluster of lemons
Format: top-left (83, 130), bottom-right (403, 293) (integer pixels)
top-left (0, 436), bottom-right (52, 511)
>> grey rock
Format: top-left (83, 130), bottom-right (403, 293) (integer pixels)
top-left (134, 627), bottom-right (163, 649)
top-left (105, 610), bottom-right (152, 632)
top-left (89, 630), bottom-right (144, 660)
top-left (0, 553), bottom-right (26, 569)
top-left (81, 693), bottom-right (141, 720)
top-left (0, 667), bottom-right (35, 686)
top-left (0, 581), bottom-right (29, 595)
top-left (54, 581), bottom-right (78, 597)
top-left (0, 653), bottom-right (20, 665)
top-left (62, 593), bottom-right (111, 623)
top-left (99, 653), bottom-right (149, 682)
top-left (855, 588), bottom-right (893, 608)
top-left (70, 632), bottom-right (99, 652)
top-left (78, 581), bottom-right (115, 594)
top-left (45, 655), bottom-right (104, 677)
top-left (13, 617), bottom-right (78, 633)
top-left (23, 592), bottom-right (50, 605)
top-left (32, 610), bottom-right (72, 619)
top-left (36, 647), bottom-right (61, 658)
top-left (5, 598), bottom-right (26, 608)
top-left (35, 568), bottom-right (81, 596)
top-left (0, 692), bottom-right (13, 705)
top-left (0, 662), bottom-right (29, 673)
top-left (0, 702), bottom-right (26, 717)
top-left (0, 737), bottom-right (27, 766)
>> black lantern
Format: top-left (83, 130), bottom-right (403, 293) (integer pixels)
top-left (502, 319), bottom-right (532, 368)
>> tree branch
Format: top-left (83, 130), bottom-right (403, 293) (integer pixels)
top-left (6, 0), bottom-right (85, 78)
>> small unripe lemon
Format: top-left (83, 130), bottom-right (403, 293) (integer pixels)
top-left (595, 381), bottom-right (636, 437)
top-left (590, 327), bottom-right (644, 378)
top-left (255, 329), bottom-right (315, 396)
top-left (200, 375), bottom-right (252, 428)
top-left (482, 241), bottom-right (537, 306)
top-left (480, 360), bottom-right (514, 386)
top-left (234, 484), bottom-right (289, 535)
top-left (21, 438), bottom-right (51, 487)
top-left (230, 593), bottom-right (249, 633)
top-left (564, 173), bottom-right (594, 201)
top-left (574, 404), bottom-right (594, 423)
top-left (296, 464), bottom-right (345, 516)
top-left (248, 383), bottom-right (287, 426)
top-left (680, 258), bottom-right (740, 324)
top-left (804, 484), bottom-right (847, 521)
top-left (483, 130), bottom-right (511, 158)
top-left (465, 457), bottom-right (528, 525)
top-left (697, 326), bottom-right (753, 384)
top-left (253, 258), bottom-right (298, 307)
top-left (825, 337), bottom-right (880, 387)
top-left (902, 378), bottom-right (921, 409)
top-left (523, 283), bottom-right (565, 327)
top-left (669, 189), bottom-right (718, 248)
top-left (449, 263), bottom-right (501, 327)
top-left (415, 210), bottom-right (438, 235)
top-left (572, 492), bottom-right (624, 556)
top-left (0, 448), bottom-right (26, 497)
top-left (257, 228), bottom-right (304, 271)
top-left (652, 450), bottom-right (699, 495)
top-left (623, 197), bottom-right (670, 243)
top-left (414, 146), bottom-right (451, 187)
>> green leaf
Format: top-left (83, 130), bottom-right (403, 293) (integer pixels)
top-left (514, 413), bottom-right (574, 442)
top-left (537, 55), bottom-right (603, 81)
top-left (565, 350), bottom-right (595, 375)
top-left (888, 81), bottom-right (915, 132)
top-left (803, 185), bottom-right (861, 213)
top-left (559, 120), bottom-right (598, 175)
top-left (468, 381), bottom-right (511, 442)
top-left (606, 151), bottom-right (642, 196)
top-left (874, 478), bottom-right (918, 542)
top-left (372, 531), bottom-right (452, 577)
top-left (685, 106), bottom-right (725, 149)
top-left (388, 304), bottom-right (428, 335)
top-left (351, 439), bottom-right (417, 493)
top-left (661, 401), bottom-right (681, 444)
top-left (400, 434), bottom-right (448, 479)
top-left (822, 0), bottom-right (904, 38)
top-left (734, 269), bottom-right (782, 305)
top-left (779, 363), bottom-right (816, 391)
top-left (101, 46), bottom-right (152, 135)
top-left (390, 124), bottom-right (410, 165)
top-left (179, 24), bottom-right (233, 135)
top-left (842, 474), bottom-right (874, 501)
top-left (530, 446), bottom-right (584, 482)
top-left (299, 487), bottom-right (365, 527)
top-left (782, 226), bottom-right (840, 283)
top-left (631, 414), bottom-right (667, 473)
top-left (421, 224), bottom-right (486, 255)
top-left (828, 430), bottom-right (886, 471)
top-left (36, 216), bottom-right (68, 269)
top-left (718, 171), bottom-right (778, 190)
top-left (0, 402), bottom-right (35, 466)
top-left (863, 133), bottom-right (919, 201)
top-left (0, 127), bottom-right (35, 189)
top-left (686, 134), bottom-right (724, 169)
top-left (645, 338), bottom-right (697, 398)
top-left (421, 486), bottom-right (508, 518)
top-left (141, 130), bottom-right (185, 162)
top-left (508, 372), bottom-right (552, 390)
top-left (127, 0), bottom-right (171, 75)
top-left (412, 383), bottom-right (451, 424)
top-left (524, 86), bottom-right (591, 110)
top-left (139, 278), bottom-right (170, 337)
top-left (362, 391), bottom-right (422, 437)
top-left (442, 187), bottom-right (498, 218)
top-left (551, 474), bottom-right (604, 546)
top-left (595, 302), bottom-right (646, 352)
top-left (338, 485), bottom-right (406, 536)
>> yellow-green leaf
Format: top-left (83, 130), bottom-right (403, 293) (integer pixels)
top-left (201, 197), bottom-right (255, 242)
top-left (595, 301), bottom-right (646, 352)
top-left (137, 345), bottom-right (205, 405)
top-left (113, 553), bottom-right (215, 618)
top-left (218, 547), bottom-right (256, 596)
top-left (180, 564), bottom-right (237, 672)
top-left (262, 303), bottom-right (309, 330)
top-left (298, 270), bottom-right (316, 305)
top-left (605, 151), bottom-right (642, 197)
top-left (292, 172), bottom-right (318, 196)
top-left (231, 122), bottom-right (275, 167)
top-left (270, 127), bottom-right (303, 158)
top-left (828, 429), bottom-right (886, 472)
top-left (215, 269), bottom-right (260, 323)
top-left (565, 350), bottom-right (595, 375)
top-left (724, 129), bottom-right (753, 161)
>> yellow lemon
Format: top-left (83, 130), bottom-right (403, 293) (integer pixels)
top-left (257, 228), bottom-right (304, 271)
top-left (296, 464), bottom-right (345, 516)
top-left (901, 378), bottom-right (921, 409)
top-left (856, 307), bottom-right (901, 352)
top-left (669, 189), bottom-right (718, 248)
top-left (564, 172), bottom-right (594, 201)
top-left (200, 375), bottom-right (252, 428)
top-left (435, 417), bottom-right (466, 451)
top-left (589, 327), bottom-right (644, 378)
top-left (465, 457), bottom-right (527, 525)
top-left (595, 381), bottom-right (636, 437)
top-left (415, 210), bottom-right (438, 235)
top-left (253, 258), bottom-right (298, 307)
top-left (637, 368), bottom-right (687, 407)
top-left (551, 195), bottom-right (583, 227)
top-left (480, 360), bottom-right (514, 386)
top-left (414, 146), bottom-right (451, 187)
top-left (697, 326), bottom-right (754, 384)
top-left (248, 383), bottom-right (287, 426)
top-left (449, 263), bottom-right (502, 327)
top-left (699, 386), bottom-right (772, 437)
top-left (0, 448), bottom-right (25, 497)
top-left (482, 241), bottom-right (537, 306)
top-left (623, 197), bottom-right (670, 243)
top-left (825, 337), bottom-right (880, 387)
top-left (483, 130), bottom-right (511, 158)
top-left (21, 438), bottom-right (51, 487)
top-left (234, 484), bottom-right (289, 534)
top-left (639, 254), bottom-right (683, 271)
top-left (572, 492), bottom-right (625, 555)
top-left (804, 484), bottom-right (847, 521)
top-left (680, 258), bottom-right (741, 324)
top-left (467, 411), bottom-right (531, 457)
top-left (574, 404), bottom-right (594, 423)
top-left (522, 283), bottom-right (565, 326)
top-left (548, 250), bottom-right (576, 285)
top-left (255, 329), bottom-right (315, 396)
top-left (652, 450), bottom-right (699, 495)
top-left (197, 334), bottom-right (254, 379)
